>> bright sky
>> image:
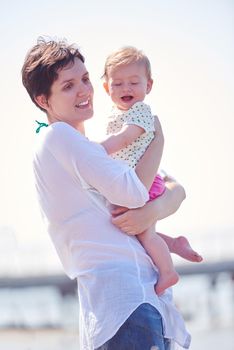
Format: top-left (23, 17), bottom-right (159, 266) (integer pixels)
top-left (0, 0), bottom-right (233, 272)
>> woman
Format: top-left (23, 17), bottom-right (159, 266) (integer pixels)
top-left (22, 37), bottom-right (191, 350)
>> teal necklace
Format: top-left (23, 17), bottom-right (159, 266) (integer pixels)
top-left (35, 120), bottom-right (48, 133)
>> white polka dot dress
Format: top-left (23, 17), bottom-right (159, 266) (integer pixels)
top-left (106, 101), bottom-right (155, 168)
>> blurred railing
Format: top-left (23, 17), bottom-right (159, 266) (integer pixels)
top-left (1, 259), bottom-right (234, 295)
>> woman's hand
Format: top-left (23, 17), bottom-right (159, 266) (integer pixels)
top-left (111, 205), bottom-right (155, 235)
top-left (111, 177), bottom-right (186, 235)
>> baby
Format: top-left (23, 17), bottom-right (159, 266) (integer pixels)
top-left (101, 46), bottom-right (202, 294)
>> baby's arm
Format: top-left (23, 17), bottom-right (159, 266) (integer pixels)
top-left (101, 124), bottom-right (144, 155)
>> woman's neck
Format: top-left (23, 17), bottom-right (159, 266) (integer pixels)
top-left (47, 116), bottom-right (85, 135)
top-left (76, 123), bottom-right (85, 135)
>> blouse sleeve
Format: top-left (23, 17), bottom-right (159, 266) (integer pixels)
top-left (44, 122), bottom-right (149, 208)
top-left (124, 102), bottom-right (155, 133)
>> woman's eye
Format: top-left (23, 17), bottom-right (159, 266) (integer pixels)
top-left (83, 76), bottom-right (90, 83)
top-left (131, 82), bottom-right (138, 85)
top-left (64, 83), bottom-right (73, 90)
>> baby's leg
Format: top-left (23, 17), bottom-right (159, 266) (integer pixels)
top-left (138, 226), bottom-right (179, 295)
top-left (157, 232), bottom-right (203, 262)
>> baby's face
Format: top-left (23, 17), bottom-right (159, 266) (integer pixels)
top-left (104, 62), bottom-right (153, 110)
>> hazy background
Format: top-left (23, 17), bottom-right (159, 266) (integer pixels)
top-left (0, 0), bottom-right (233, 275)
top-left (0, 1), bottom-right (233, 349)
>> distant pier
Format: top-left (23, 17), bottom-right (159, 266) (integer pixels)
top-left (1, 260), bottom-right (234, 295)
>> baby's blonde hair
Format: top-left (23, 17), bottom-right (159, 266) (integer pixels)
top-left (102, 46), bottom-right (152, 80)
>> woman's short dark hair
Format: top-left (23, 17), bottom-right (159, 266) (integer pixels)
top-left (22, 36), bottom-right (85, 112)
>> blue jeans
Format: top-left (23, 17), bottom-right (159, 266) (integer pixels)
top-left (96, 303), bottom-right (171, 350)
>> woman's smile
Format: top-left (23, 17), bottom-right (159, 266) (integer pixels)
top-left (75, 98), bottom-right (91, 109)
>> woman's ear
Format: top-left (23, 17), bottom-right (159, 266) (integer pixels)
top-left (103, 81), bottom-right (110, 95)
top-left (34, 95), bottom-right (49, 111)
top-left (146, 79), bottom-right (153, 94)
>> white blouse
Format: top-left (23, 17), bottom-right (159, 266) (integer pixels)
top-left (33, 122), bottom-right (191, 350)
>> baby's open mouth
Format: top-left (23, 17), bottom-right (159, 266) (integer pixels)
top-left (121, 96), bottom-right (133, 102)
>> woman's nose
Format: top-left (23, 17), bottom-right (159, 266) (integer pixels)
top-left (77, 83), bottom-right (92, 97)
top-left (77, 89), bottom-right (85, 97)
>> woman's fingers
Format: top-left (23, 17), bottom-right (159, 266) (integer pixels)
top-left (111, 206), bottom-right (128, 217)
top-left (111, 211), bottom-right (139, 235)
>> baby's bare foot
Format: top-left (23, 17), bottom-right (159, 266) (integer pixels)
top-left (171, 236), bottom-right (203, 262)
top-left (155, 270), bottom-right (179, 295)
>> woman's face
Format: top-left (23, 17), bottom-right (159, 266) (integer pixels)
top-left (41, 57), bottom-right (94, 132)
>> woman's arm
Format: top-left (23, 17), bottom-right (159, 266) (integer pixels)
top-left (135, 115), bottom-right (164, 191)
top-left (111, 177), bottom-right (186, 235)
top-left (49, 122), bottom-right (149, 208)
